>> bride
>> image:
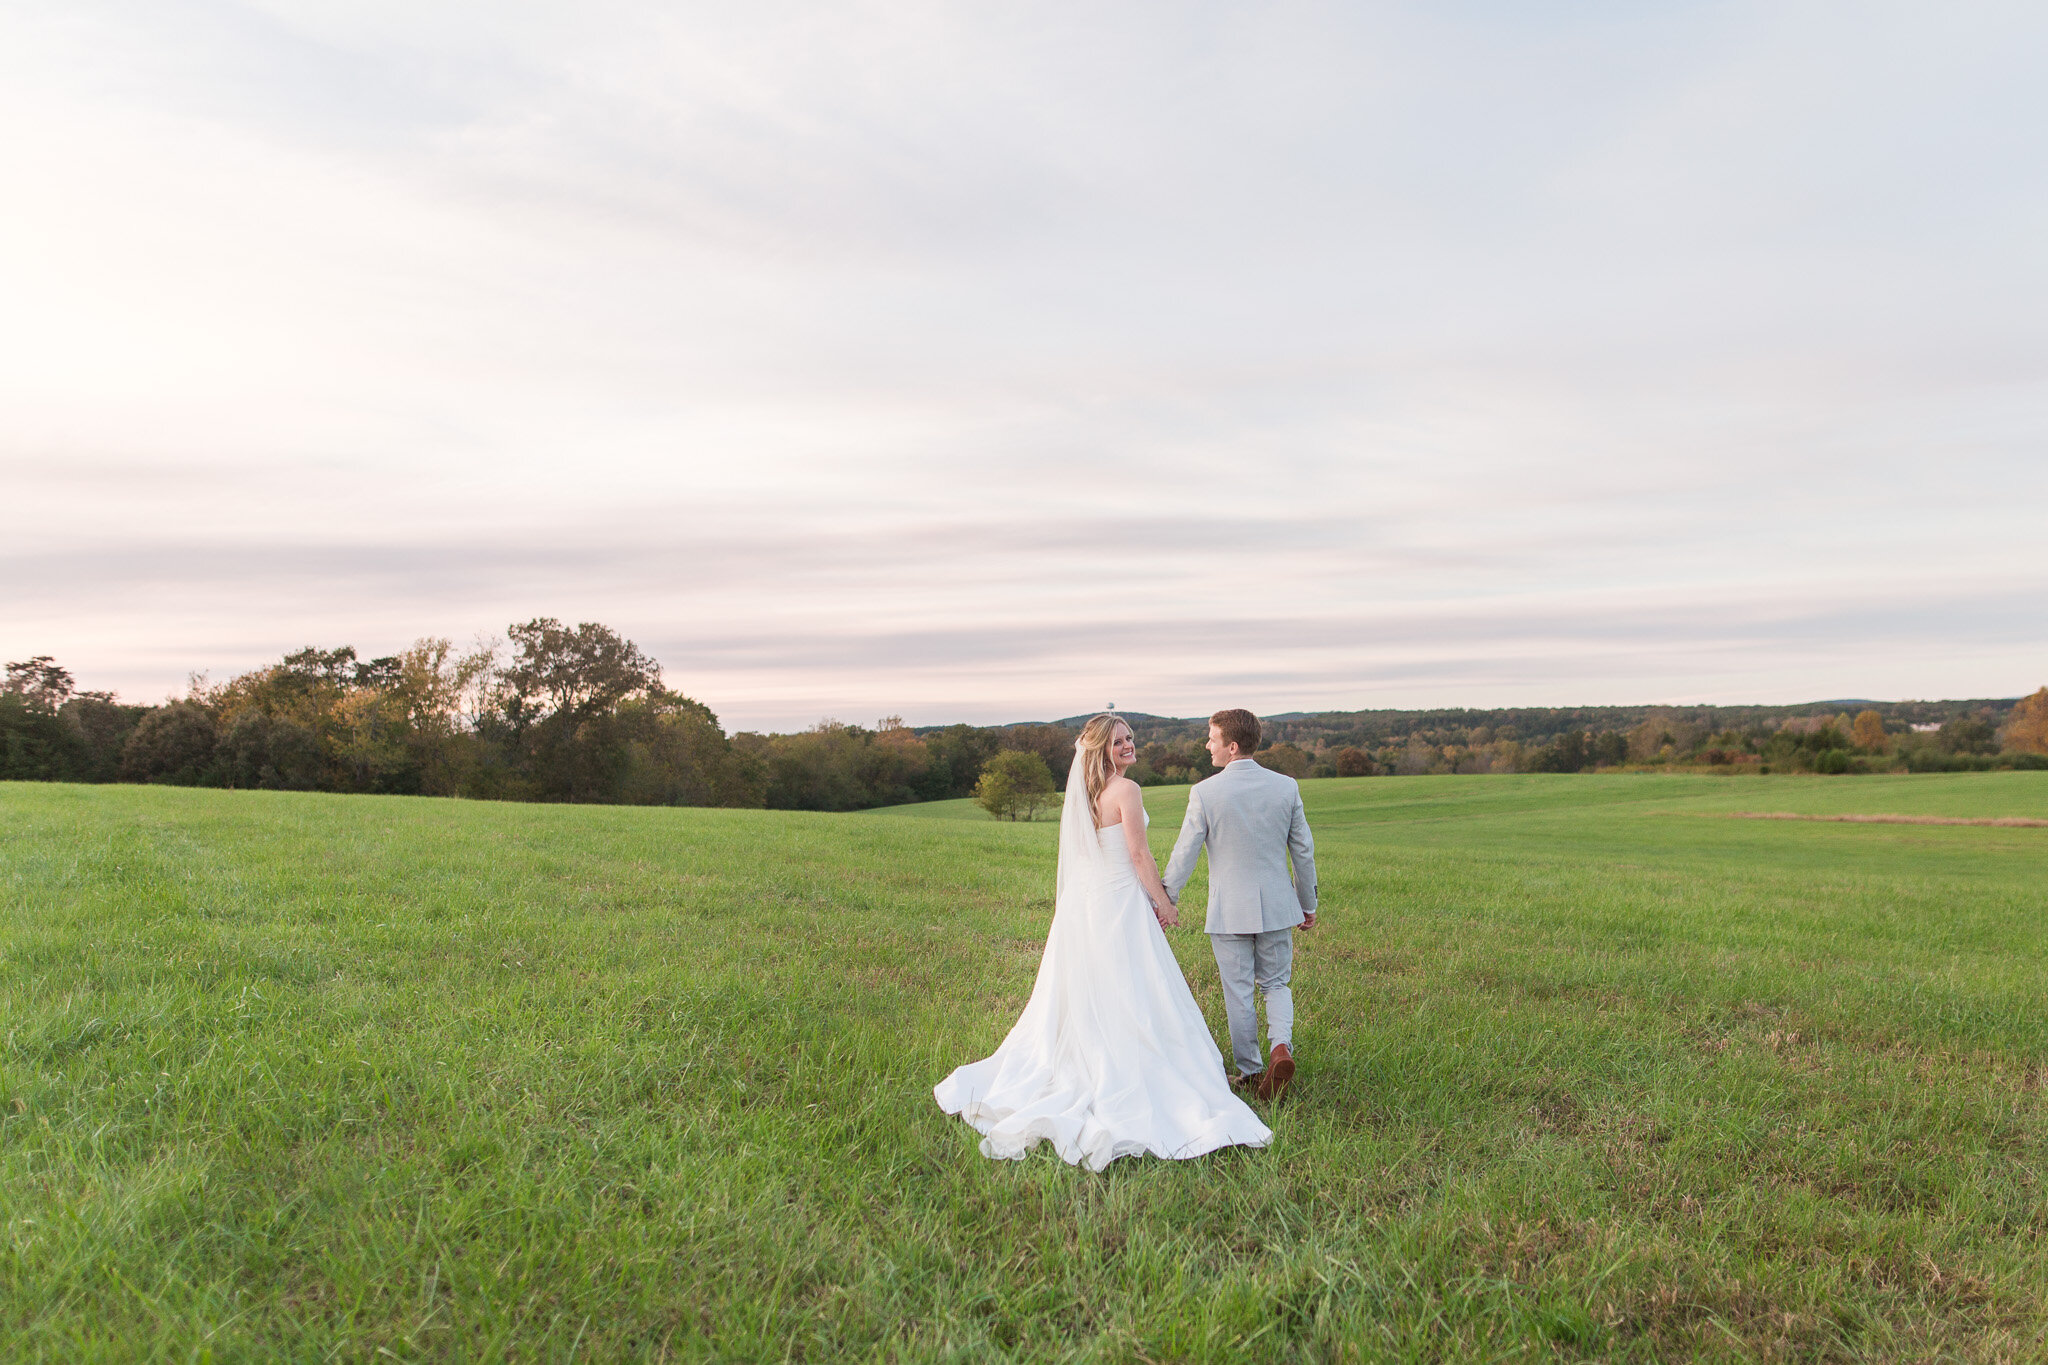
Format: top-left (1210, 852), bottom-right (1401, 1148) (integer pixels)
top-left (934, 714), bottom-right (1273, 1169)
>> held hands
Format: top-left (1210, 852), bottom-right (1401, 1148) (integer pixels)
top-left (1153, 895), bottom-right (1179, 929)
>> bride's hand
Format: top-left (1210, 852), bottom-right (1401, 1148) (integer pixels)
top-left (1153, 898), bottom-right (1179, 928)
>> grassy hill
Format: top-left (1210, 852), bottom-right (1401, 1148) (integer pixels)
top-left (4, 774), bottom-right (2046, 1360)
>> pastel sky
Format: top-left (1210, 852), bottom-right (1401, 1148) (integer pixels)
top-left (6, 2), bottom-right (2045, 730)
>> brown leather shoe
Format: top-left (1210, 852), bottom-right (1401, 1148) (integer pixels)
top-left (1258, 1043), bottom-right (1294, 1103)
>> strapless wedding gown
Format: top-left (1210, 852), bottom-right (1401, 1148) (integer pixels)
top-left (934, 810), bottom-right (1273, 1169)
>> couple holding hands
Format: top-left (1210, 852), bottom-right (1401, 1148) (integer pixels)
top-left (935, 708), bottom-right (1319, 1170)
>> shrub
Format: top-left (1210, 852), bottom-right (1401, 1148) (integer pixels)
top-left (1814, 748), bottom-right (1851, 774)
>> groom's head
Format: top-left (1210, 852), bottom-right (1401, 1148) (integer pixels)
top-left (1207, 709), bottom-right (1261, 767)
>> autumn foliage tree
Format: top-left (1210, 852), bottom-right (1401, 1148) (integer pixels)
top-left (201, 640), bottom-right (494, 793)
top-left (1335, 746), bottom-right (1376, 776)
top-left (1257, 743), bottom-right (1313, 778)
top-left (1851, 710), bottom-right (1888, 752)
top-left (1, 624), bottom-right (761, 806)
top-left (2005, 687), bottom-right (2048, 755)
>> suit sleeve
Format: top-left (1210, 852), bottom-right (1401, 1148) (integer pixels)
top-left (1288, 786), bottom-right (1317, 914)
top-left (1161, 784), bottom-right (1208, 900)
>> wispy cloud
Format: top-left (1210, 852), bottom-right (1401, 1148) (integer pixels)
top-left (5, 2), bottom-right (2046, 726)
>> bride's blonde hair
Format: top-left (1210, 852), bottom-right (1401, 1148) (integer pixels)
top-left (1076, 714), bottom-right (1129, 827)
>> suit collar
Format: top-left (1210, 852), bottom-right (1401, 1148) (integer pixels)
top-left (1223, 759), bottom-right (1259, 771)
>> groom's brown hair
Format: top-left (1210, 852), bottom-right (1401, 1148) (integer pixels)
top-left (1210, 708), bottom-right (1261, 756)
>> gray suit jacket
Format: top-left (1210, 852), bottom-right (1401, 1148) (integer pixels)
top-left (1162, 759), bottom-right (1318, 935)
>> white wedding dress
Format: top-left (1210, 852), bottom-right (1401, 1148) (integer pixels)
top-left (934, 756), bottom-right (1273, 1169)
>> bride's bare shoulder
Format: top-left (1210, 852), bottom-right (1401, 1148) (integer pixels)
top-left (1095, 774), bottom-right (1141, 826)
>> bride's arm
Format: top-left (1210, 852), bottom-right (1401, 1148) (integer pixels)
top-left (1111, 780), bottom-right (1178, 927)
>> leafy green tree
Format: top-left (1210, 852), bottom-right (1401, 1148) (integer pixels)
top-left (754, 721), bottom-right (927, 811)
top-left (495, 620), bottom-right (663, 801)
top-left (919, 724), bottom-right (1000, 800)
top-left (759, 722), bottom-right (866, 811)
top-left (219, 713), bottom-right (322, 790)
top-left (0, 657), bottom-right (88, 780)
top-left (1139, 739), bottom-right (1215, 784)
top-left (1939, 713), bottom-right (1996, 755)
top-left (1530, 730), bottom-right (1589, 773)
top-left (589, 690), bottom-right (764, 807)
top-left (993, 725), bottom-right (1080, 789)
top-left (501, 620), bottom-right (659, 731)
top-left (1588, 731), bottom-right (1628, 767)
top-left (4, 656), bottom-right (76, 709)
top-left (974, 750), bottom-right (1056, 821)
top-left (0, 693), bottom-right (74, 780)
top-left (59, 696), bottom-right (145, 782)
top-left (119, 701), bottom-right (220, 785)
top-left (870, 717), bottom-right (932, 799)
top-left (203, 645), bottom-right (357, 788)
top-left (0, 656), bottom-right (145, 782)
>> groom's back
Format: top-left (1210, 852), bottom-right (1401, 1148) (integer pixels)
top-left (1203, 762), bottom-right (1297, 845)
top-left (1188, 761), bottom-right (1316, 935)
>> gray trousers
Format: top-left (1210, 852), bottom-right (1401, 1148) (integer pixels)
top-left (1210, 928), bottom-right (1293, 1076)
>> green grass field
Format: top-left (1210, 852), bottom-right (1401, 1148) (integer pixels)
top-left (4, 773), bottom-right (2046, 1362)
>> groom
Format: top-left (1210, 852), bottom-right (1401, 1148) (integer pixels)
top-left (1163, 709), bottom-right (1318, 1103)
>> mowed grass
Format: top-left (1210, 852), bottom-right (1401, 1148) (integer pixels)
top-left (3, 774), bottom-right (2046, 1363)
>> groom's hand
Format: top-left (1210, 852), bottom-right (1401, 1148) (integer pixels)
top-left (1301, 910), bottom-right (1316, 930)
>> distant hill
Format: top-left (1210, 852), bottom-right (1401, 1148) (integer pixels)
top-left (1250, 699), bottom-right (2024, 750)
top-left (1047, 712), bottom-right (1179, 729)
top-left (963, 698), bottom-right (2025, 749)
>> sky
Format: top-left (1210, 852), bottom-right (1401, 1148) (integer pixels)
top-left (5, 2), bottom-right (2045, 731)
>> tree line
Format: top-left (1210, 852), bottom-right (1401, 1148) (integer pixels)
top-left (1087, 696), bottom-right (2048, 779)
top-left (0, 627), bottom-right (1080, 812)
top-left (6, 631), bottom-right (2045, 814)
